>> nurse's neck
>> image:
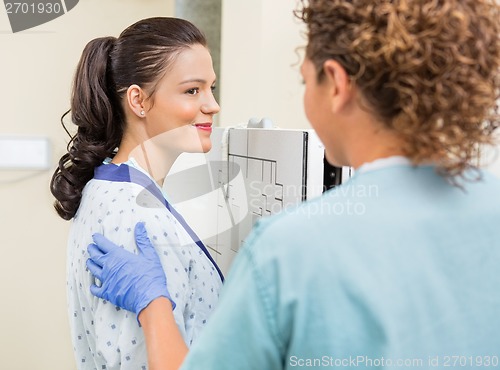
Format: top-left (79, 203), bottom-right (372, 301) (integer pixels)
top-left (334, 108), bottom-right (407, 170)
top-left (348, 128), bottom-right (406, 169)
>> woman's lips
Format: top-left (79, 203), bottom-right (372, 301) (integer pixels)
top-left (193, 123), bottom-right (212, 132)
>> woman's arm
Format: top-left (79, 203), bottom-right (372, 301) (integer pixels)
top-left (139, 297), bottom-right (188, 370)
top-left (87, 222), bottom-right (188, 369)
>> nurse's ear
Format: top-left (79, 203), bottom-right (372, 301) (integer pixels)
top-left (126, 84), bottom-right (148, 119)
top-left (322, 59), bottom-right (353, 114)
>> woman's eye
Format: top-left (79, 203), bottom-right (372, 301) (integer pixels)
top-left (186, 88), bottom-right (199, 95)
top-left (211, 85), bottom-right (217, 92)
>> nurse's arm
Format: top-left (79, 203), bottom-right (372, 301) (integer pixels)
top-left (138, 297), bottom-right (187, 370)
top-left (136, 225), bottom-right (283, 370)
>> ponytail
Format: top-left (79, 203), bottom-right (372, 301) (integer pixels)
top-left (50, 37), bottom-right (124, 220)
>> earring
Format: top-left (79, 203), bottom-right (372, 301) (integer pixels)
top-left (140, 110), bottom-right (145, 116)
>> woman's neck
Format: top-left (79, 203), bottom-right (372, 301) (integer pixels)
top-left (113, 138), bottom-right (179, 187)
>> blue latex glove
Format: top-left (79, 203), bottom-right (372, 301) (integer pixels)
top-left (86, 222), bottom-right (175, 322)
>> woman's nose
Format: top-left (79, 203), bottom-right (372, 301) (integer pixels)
top-left (201, 91), bottom-right (220, 115)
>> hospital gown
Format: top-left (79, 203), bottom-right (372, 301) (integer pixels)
top-left (180, 160), bottom-right (500, 369)
top-left (67, 160), bottom-right (223, 370)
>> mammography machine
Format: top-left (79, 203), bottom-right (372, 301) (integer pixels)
top-left (164, 126), bottom-right (352, 274)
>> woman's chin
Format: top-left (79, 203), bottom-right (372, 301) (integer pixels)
top-left (201, 145), bottom-right (212, 154)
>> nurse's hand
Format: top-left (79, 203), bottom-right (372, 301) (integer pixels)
top-left (86, 222), bottom-right (175, 322)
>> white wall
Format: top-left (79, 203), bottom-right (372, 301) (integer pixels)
top-left (481, 143), bottom-right (500, 177)
top-left (219, 0), bottom-right (309, 129)
top-left (0, 1), bottom-right (173, 369)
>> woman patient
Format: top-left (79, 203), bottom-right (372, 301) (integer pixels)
top-left (50, 17), bottom-right (223, 370)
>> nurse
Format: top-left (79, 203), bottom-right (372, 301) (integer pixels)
top-left (87, 1), bottom-right (500, 369)
top-left (50, 17), bottom-right (223, 370)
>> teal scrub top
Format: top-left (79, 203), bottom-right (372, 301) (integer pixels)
top-left (181, 162), bottom-right (500, 369)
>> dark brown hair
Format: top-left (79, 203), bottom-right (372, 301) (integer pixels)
top-left (296, 0), bottom-right (500, 180)
top-left (50, 17), bottom-right (207, 220)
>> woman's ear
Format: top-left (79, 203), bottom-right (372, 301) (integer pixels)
top-left (323, 59), bottom-right (352, 113)
top-left (126, 84), bottom-right (147, 118)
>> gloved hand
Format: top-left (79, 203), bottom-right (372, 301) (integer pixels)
top-left (86, 222), bottom-right (175, 322)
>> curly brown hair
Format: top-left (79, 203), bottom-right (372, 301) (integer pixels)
top-left (296, 0), bottom-right (500, 180)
